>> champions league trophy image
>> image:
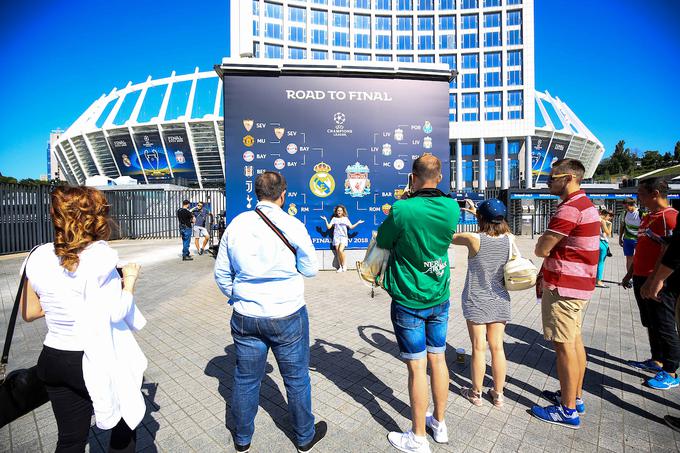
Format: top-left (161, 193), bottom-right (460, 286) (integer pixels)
top-left (143, 148), bottom-right (160, 172)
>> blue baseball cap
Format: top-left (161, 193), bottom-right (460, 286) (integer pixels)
top-left (477, 198), bottom-right (507, 224)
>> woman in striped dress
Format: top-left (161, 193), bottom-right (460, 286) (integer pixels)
top-left (452, 198), bottom-right (512, 408)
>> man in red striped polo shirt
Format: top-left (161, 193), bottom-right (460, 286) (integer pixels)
top-left (531, 159), bottom-right (600, 429)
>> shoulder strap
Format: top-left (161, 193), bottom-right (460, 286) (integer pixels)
top-left (255, 208), bottom-right (297, 257)
top-left (508, 234), bottom-right (521, 261)
top-left (1, 245), bottom-right (40, 381)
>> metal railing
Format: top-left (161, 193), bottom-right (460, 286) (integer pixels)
top-left (0, 184), bottom-right (226, 255)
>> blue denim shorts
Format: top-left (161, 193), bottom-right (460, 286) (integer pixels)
top-left (390, 300), bottom-right (450, 360)
top-left (623, 238), bottom-right (637, 257)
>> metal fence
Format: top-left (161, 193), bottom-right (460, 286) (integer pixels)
top-left (0, 184), bottom-right (226, 255)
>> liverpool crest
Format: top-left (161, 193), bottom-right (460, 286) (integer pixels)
top-left (344, 162), bottom-right (371, 198)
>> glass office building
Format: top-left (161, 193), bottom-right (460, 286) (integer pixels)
top-left (50, 0), bottom-right (603, 188)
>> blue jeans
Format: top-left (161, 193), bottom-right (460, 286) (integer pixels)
top-left (391, 300), bottom-right (450, 360)
top-left (180, 226), bottom-right (192, 257)
top-left (230, 306), bottom-right (314, 446)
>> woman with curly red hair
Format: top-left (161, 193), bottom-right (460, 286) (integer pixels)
top-left (20, 186), bottom-right (147, 452)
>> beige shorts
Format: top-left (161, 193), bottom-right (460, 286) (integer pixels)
top-left (542, 288), bottom-right (588, 343)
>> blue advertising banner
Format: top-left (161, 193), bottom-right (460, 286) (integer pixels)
top-left (223, 75), bottom-right (450, 249)
top-left (106, 132), bottom-right (145, 182)
top-left (132, 131), bottom-right (172, 183)
top-left (532, 137), bottom-right (570, 184)
top-left (160, 129), bottom-right (198, 181)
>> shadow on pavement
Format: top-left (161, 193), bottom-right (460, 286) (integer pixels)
top-left (310, 337), bottom-right (408, 432)
top-left (205, 345), bottom-right (297, 447)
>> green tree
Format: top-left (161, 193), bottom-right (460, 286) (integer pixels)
top-left (674, 141), bottom-right (680, 161)
top-left (641, 150), bottom-right (662, 169)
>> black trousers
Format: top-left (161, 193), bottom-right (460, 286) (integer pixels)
top-left (36, 346), bottom-right (136, 453)
top-left (633, 276), bottom-right (680, 373)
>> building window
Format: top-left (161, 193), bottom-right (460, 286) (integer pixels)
top-left (508, 29), bottom-right (522, 45)
top-left (484, 51), bottom-right (501, 67)
top-left (377, 0), bottom-right (392, 9)
top-left (264, 2), bottom-right (282, 19)
top-left (397, 17), bottom-right (413, 31)
top-left (355, 53), bottom-right (371, 61)
top-left (483, 31), bottom-right (500, 47)
top-left (252, 0), bottom-right (259, 15)
top-left (462, 93), bottom-right (479, 108)
top-left (253, 42), bottom-right (260, 58)
top-left (439, 15), bottom-right (455, 30)
top-left (334, 0), bottom-right (349, 6)
top-left (264, 43), bottom-right (283, 59)
top-left (439, 0), bottom-right (455, 8)
top-left (376, 54), bottom-right (392, 61)
top-left (376, 16), bottom-right (392, 30)
top-left (440, 34), bottom-right (455, 49)
top-left (463, 112), bottom-right (479, 121)
top-left (334, 12), bottom-right (349, 28)
top-left (484, 71), bottom-right (501, 87)
top-left (508, 110), bottom-right (523, 119)
top-left (333, 32), bottom-right (349, 47)
top-left (507, 0), bottom-right (522, 4)
top-left (462, 0), bottom-right (478, 9)
top-left (397, 0), bottom-right (413, 10)
top-left (355, 14), bottom-right (370, 29)
top-left (462, 73), bottom-right (479, 88)
top-left (289, 6), bottom-right (306, 22)
top-left (485, 92), bottom-right (501, 108)
top-left (334, 51), bottom-right (350, 60)
top-left (265, 23), bottom-right (282, 39)
top-left (462, 53), bottom-right (478, 69)
top-left (355, 0), bottom-right (371, 8)
top-left (462, 14), bottom-right (478, 29)
top-left (419, 35), bottom-right (434, 50)
top-left (508, 90), bottom-right (523, 106)
top-left (289, 26), bottom-right (306, 42)
top-left (311, 10), bottom-right (327, 25)
top-left (312, 0), bottom-right (328, 3)
top-left (253, 20), bottom-right (259, 36)
top-left (398, 55), bottom-right (414, 62)
top-left (376, 34), bottom-right (391, 49)
top-left (418, 16), bottom-right (434, 30)
top-left (449, 92), bottom-right (457, 108)
top-left (484, 0), bottom-right (500, 6)
top-left (397, 35), bottom-right (413, 49)
top-left (355, 33), bottom-right (370, 48)
top-left (462, 33), bottom-right (478, 49)
top-left (288, 47), bottom-right (306, 59)
top-left (507, 10), bottom-right (522, 26)
top-left (440, 54), bottom-right (456, 69)
top-left (485, 111), bottom-right (501, 121)
top-left (507, 50), bottom-right (523, 66)
top-left (449, 112), bottom-right (456, 122)
top-left (508, 69), bottom-right (522, 85)
top-left (312, 50), bottom-right (328, 60)
top-left (419, 55), bottom-right (435, 63)
top-left (312, 29), bottom-right (327, 45)
top-left (484, 12), bottom-right (500, 28)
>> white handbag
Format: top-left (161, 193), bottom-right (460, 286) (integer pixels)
top-left (503, 235), bottom-right (538, 291)
top-left (356, 231), bottom-right (390, 288)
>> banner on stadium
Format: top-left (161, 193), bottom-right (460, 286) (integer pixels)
top-left (223, 74), bottom-right (450, 249)
top-left (132, 131), bottom-right (172, 183)
top-left (532, 137), bottom-right (570, 184)
top-left (160, 129), bottom-right (198, 182)
top-left (106, 132), bottom-right (146, 182)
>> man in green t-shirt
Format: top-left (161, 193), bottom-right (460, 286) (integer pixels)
top-left (377, 154), bottom-right (460, 453)
top-left (618, 197), bottom-right (640, 271)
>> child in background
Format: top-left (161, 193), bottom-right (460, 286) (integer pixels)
top-left (321, 205), bottom-right (364, 272)
top-left (596, 208), bottom-right (613, 288)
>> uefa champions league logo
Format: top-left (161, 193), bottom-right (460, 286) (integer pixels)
top-left (333, 112), bottom-right (346, 125)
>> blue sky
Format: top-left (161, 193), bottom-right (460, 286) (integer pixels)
top-left (0, 0), bottom-right (678, 179)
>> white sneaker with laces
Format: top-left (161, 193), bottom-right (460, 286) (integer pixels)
top-left (387, 430), bottom-right (431, 453)
top-left (336, 267), bottom-right (343, 273)
top-left (425, 412), bottom-right (448, 444)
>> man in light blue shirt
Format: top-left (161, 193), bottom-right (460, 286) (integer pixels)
top-left (214, 171), bottom-right (326, 453)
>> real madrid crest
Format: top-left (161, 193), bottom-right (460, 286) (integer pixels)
top-left (344, 162), bottom-right (371, 198)
top-left (288, 203), bottom-right (298, 216)
top-left (309, 162), bottom-right (335, 198)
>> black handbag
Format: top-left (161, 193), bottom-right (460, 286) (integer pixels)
top-left (0, 250), bottom-right (49, 428)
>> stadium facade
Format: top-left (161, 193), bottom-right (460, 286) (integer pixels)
top-left (52, 0), bottom-right (604, 189)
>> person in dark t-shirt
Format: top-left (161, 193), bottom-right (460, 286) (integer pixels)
top-left (191, 201), bottom-right (211, 255)
top-left (177, 200), bottom-right (194, 261)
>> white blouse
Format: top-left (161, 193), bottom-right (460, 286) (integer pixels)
top-left (24, 241), bottom-right (148, 430)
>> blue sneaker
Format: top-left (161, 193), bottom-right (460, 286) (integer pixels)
top-left (628, 359), bottom-right (663, 373)
top-left (530, 404), bottom-right (580, 429)
top-left (646, 371), bottom-right (680, 389)
top-left (541, 389), bottom-right (585, 414)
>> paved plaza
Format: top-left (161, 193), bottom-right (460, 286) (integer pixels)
top-left (2, 237), bottom-right (680, 453)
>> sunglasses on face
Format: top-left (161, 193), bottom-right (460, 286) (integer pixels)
top-left (547, 173), bottom-right (575, 183)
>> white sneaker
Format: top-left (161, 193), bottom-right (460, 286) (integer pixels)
top-left (336, 267), bottom-right (343, 272)
top-left (425, 413), bottom-right (448, 444)
top-left (387, 431), bottom-right (431, 453)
